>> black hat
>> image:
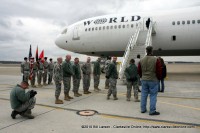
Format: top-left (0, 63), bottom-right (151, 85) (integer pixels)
top-left (24, 57), bottom-right (27, 60)
top-left (50, 58), bottom-right (52, 61)
top-left (44, 57), bottom-right (47, 59)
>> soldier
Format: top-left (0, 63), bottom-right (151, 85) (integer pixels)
top-left (62, 55), bottom-right (74, 101)
top-left (10, 81), bottom-right (37, 119)
top-left (53, 57), bottom-right (63, 104)
top-left (30, 57), bottom-right (38, 88)
top-left (43, 57), bottom-right (49, 85)
top-left (93, 57), bottom-right (101, 92)
top-left (72, 58), bottom-right (82, 97)
top-left (81, 57), bottom-right (92, 94)
top-left (21, 57), bottom-right (30, 82)
top-left (106, 57), bottom-right (118, 100)
top-left (124, 59), bottom-right (140, 102)
top-left (105, 56), bottom-right (111, 89)
top-left (37, 58), bottom-right (44, 87)
top-left (48, 58), bottom-right (54, 85)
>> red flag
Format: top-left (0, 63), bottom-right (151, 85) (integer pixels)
top-left (35, 46), bottom-right (38, 61)
top-left (39, 50), bottom-right (44, 63)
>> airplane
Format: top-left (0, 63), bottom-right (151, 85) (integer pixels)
top-left (55, 6), bottom-right (200, 57)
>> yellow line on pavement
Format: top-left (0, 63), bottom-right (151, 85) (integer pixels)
top-left (159, 101), bottom-right (200, 111)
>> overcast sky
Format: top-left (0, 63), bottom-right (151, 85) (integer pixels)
top-left (0, 0), bottom-right (200, 62)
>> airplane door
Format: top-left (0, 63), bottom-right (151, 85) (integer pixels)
top-left (73, 25), bottom-right (80, 40)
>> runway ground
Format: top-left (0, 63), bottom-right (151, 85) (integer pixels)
top-left (0, 63), bottom-right (199, 133)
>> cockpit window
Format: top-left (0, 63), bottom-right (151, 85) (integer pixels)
top-left (61, 28), bottom-right (67, 34)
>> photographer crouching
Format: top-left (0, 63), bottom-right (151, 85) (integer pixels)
top-left (10, 81), bottom-right (37, 119)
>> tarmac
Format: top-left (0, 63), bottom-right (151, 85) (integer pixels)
top-left (0, 63), bottom-right (200, 133)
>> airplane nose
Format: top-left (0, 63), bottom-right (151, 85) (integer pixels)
top-left (55, 34), bottom-right (66, 49)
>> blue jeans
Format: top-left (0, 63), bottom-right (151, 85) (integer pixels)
top-left (158, 79), bottom-right (165, 92)
top-left (141, 80), bottom-right (159, 114)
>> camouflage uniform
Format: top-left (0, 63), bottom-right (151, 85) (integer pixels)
top-left (48, 62), bottom-right (54, 84)
top-left (81, 62), bottom-right (91, 92)
top-left (72, 63), bottom-right (81, 93)
top-left (124, 63), bottom-right (139, 101)
top-left (31, 62), bottom-right (38, 87)
top-left (93, 60), bottom-right (101, 90)
top-left (37, 62), bottom-right (44, 85)
top-left (105, 60), bottom-right (111, 89)
top-left (21, 61), bottom-right (30, 82)
top-left (43, 60), bottom-right (49, 84)
top-left (106, 61), bottom-right (118, 99)
top-left (53, 63), bottom-right (63, 97)
top-left (62, 60), bottom-right (74, 94)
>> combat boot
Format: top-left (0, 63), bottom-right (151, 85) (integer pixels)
top-left (77, 91), bottom-right (82, 96)
top-left (55, 97), bottom-right (63, 104)
top-left (64, 93), bottom-right (70, 101)
top-left (134, 96), bottom-right (140, 102)
top-left (84, 91), bottom-right (89, 94)
top-left (105, 86), bottom-right (109, 89)
top-left (113, 95), bottom-right (118, 100)
top-left (74, 92), bottom-right (80, 97)
top-left (21, 110), bottom-right (34, 119)
top-left (107, 95), bottom-right (110, 100)
top-left (94, 87), bottom-right (99, 92)
top-left (11, 110), bottom-right (20, 119)
top-left (97, 87), bottom-right (101, 91)
top-left (68, 94), bottom-right (74, 99)
top-left (55, 99), bottom-right (64, 104)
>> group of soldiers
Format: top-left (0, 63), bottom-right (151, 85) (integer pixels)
top-left (21, 57), bottom-right (54, 87)
top-left (53, 54), bottom-right (140, 104)
top-left (53, 55), bottom-right (103, 104)
top-left (21, 54), bottom-right (141, 105)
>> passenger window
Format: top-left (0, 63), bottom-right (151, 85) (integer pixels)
top-left (192, 20), bottom-right (195, 24)
top-left (85, 28), bottom-right (87, 32)
top-left (92, 28), bottom-right (94, 31)
top-left (182, 21), bottom-right (185, 25)
top-left (88, 28), bottom-right (91, 31)
top-left (110, 26), bottom-right (113, 29)
top-left (136, 23), bottom-right (138, 27)
top-left (95, 27), bottom-right (98, 30)
top-left (172, 21), bottom-right (175, 25)
top-left (114, 25), bottom-right (117, 29)
top-left (103, 26), bottom-right (105, 30)
top-left (122, 25), bottom-right (125, 28)
top-left (131, 24), bottom-right (134, 28)
top-left (107, 26), bottom-right (109, 29)
top-left (118, 25), bottom-right (121, 29)
top-left (99, 27), bottom-right (101, 30)
top-left (198, 20), bottom-right (200, 24)
top-left (177, 21), bottom-right (180, 25)
top-left (187, 20), bottom-right (190, 24)
top-left (127, 24), bottom-right (129, 28)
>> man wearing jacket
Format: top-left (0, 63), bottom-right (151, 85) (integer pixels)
top-left (10, 81), bottom-right (37, 119)
top-left (138, 46), bottom-right (162, 115)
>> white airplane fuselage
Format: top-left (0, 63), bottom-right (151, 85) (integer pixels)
top-left (55, 7), bottom-right (200, 57)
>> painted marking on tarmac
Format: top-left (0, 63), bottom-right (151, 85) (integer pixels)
top-left (0, 98), bottom-right (199, 128)
top-left (159, 101), bottom-right (200, 111)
